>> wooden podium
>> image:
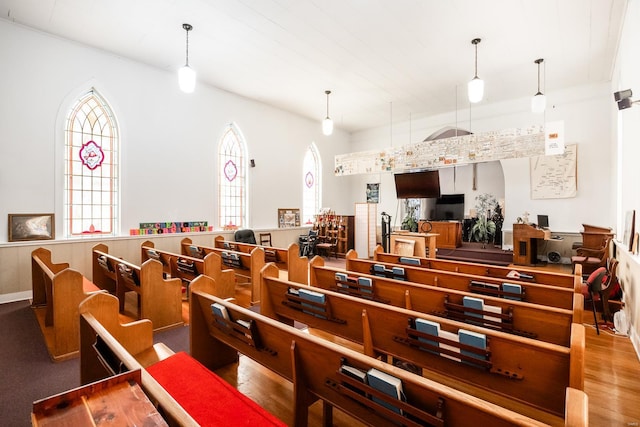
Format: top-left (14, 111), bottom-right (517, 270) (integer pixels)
top-left (512, 223), bottom-right (551, 266)
top-left (390, 232), bottom-right (438, 258)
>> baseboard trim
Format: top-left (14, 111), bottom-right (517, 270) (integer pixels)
top-left (0, 290), bottom-right (32, 304)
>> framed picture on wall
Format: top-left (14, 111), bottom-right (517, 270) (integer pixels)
top-left (8, 213), bottom-right (55, 242)
top-left (623, 210), bottom-right (636, 251)
top-left (366, 183), bottom-right (380, 203)
top-left (277, 209), bottom-right (300, 228)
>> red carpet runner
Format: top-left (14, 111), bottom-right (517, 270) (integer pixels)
top-left (147, 351), bottom-right (286, 426)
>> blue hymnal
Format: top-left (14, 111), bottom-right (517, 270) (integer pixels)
top-left (211, 302), bottom-right (230, 327)
top-left (502, 283), bottom-right (523, 301)
top-left (462, 296), bottom-right (484, 325)
top-left (415, 318), bottom-right (440, 354)
top-left (372, 264), bottom-right (386, 277)
top-left (366, 368), bottom-right (405, 415)
top-left (189, 245), bottom-right (203, 258)
top-left (391, 266), bottom-right (405, 281)
top-left (399, 256), bottom-right (420, 266)
top-left (358, 277), bottom-right (373, 294)
top-left (298, 288), bottom-right (326, 318)
top-left (458, 329), bottom-right (487, 366)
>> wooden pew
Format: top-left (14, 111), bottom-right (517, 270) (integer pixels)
top-left (92, 244), bottom-right (183, 331)
top-left (181, 237), bottom-right (266, 305)
top-left (190, 274), bottom-right (587, 427)
top-left (260, 264), bottom-right (585, 422)
top-left (372, 245), bottom-right (583, 292)
top-left (310, 261), bottom-right (579, 347)
top-left (79, 292), bottom-right (285, 427)
top-left (31, 247), bottom-right (104, 361)
top-left (140, 241), bottom-right (235, 300)
top-left (338, 254), bottom-right (576, 311)
top-left (213, 235), bottom-right (308, 282)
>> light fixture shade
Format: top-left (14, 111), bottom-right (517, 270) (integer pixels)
top-left (468, 77), bottom-right (484, 103)
top-left (178, 65), bottom-right (196, 93)
top-left (322, 117), bottom-right (333, 136)
top-left (531, 93), bottom-right (546, 114)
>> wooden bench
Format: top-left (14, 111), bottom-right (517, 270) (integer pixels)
top-left (181, 237), bottom-right (266, 305)
top-left (190, 274), bottom-right (587, 427)
top-left (373, 245), bottom-right (583, 292)
top-left (91, 243), bottom-right (182, 331)
top-left (310, 261), bottom-right (580, 347)
top-left (31, 247), bottom-right (105, 361)
top-left (140, 241), bottom-right (235, 300)
top-left (78, 292), bottom-right (285, 426)
top-left (260, 264), bottom-right (585, 422)
top-left (337, 253), bottom-right (577, 311)
top-left (213, 235), bottom-right (307, 281)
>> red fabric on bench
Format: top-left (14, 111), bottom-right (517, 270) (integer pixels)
top-left (146, 352), bottom-right (286, 426)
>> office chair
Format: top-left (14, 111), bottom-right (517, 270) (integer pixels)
top-left (234, 229), bottom-right (256, 244)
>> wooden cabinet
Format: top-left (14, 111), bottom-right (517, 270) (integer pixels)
top-left (425, 221), bottom-right (462, 249)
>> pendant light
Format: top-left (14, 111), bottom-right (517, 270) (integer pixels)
top-left (322, 90), bottom-right (333, 135)
top-left (531, 58), bottom-right (546, 113)
top-left (468, 38), bottom-right (484, 103)
top-left (178, 23), bottom-right (196, 93)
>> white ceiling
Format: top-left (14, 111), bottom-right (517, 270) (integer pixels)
top-left (0, 0), bottom-right (627, 133)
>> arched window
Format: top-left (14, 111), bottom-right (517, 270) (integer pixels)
top-left (64, 88), bottom-right (119, 236)
top-left (302, 143), bottom-right (321, 224)
top-left (218, 123), bottom-right (248, 228)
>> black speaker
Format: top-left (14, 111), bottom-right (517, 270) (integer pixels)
top-left (617, 97), bottom-right (632, 110)
top-left (614, 89), bottom-right (632, 101)
top-left (250, 159), bottom-right (255, 167)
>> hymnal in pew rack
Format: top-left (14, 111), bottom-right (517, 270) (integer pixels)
top-left (395, 320), bottom-right (493, 371)
top-left (210, 304), bottom-right (277, 356)
top-left (435, 295), bottom-right (537, 340)
top-left (332, 273), bottom-right (390, 304)
top-left (324, 360), bottom-right (445, 427)
top-left (283, 288), bottom-right (346, 324)
top-left (469, 280), bottom-right (525, 301)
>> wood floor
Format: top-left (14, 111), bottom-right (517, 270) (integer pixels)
top-left (143, 260), bottom-right (640, 426)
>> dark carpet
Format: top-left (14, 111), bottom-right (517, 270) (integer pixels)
top-left (0, 300), bottom-right (189, 426)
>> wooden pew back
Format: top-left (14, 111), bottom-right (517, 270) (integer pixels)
top-left (191, 274), bottom-right (586, 427)
top-left (31, 247), bottom-right (104, 360)
top-left (181, 237), bottom-right (266, 304)
top-left (79, 292), bottom-right (198, 426)
top-left (91, 244), bottom-right (183, 331)
top-left (140, 241), bottom-right (235, 300)
top-left (371, 246), bottom-right (582, 292)
top-left (261, 265), bottom-right (584, 420)
top-left (340, 254), bottom-right (575, 310)
top-left (318, 265), bottom-right (579, 348)
top-left (213, 235), bottom-right (309, 284)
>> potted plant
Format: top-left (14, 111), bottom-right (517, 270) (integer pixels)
top-left (401, 199), bottom-right (420, 232)
top-left (471, 193), bottom-right (498, 247)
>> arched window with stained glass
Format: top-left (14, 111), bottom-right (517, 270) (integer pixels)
top-left (302, 143), bottom-right (321, 225)
top-left (64, 88), bottom-right (119, 237)
top-left (218, 123), bottom-right (248, 228)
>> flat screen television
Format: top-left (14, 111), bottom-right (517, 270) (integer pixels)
top-left (434, 194), bottom-right (464, 220)
top-left (394, 170), bottom-right (440, 199)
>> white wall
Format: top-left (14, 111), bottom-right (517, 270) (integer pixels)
top-left (349, 83), bottom-right (615, 235)
top-left (0, 18), bottom-right (350, 241)
top-left (611, 0), bottom-right (640, 358)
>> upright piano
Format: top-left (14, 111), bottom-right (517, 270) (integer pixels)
top-left (512, 223), bottom-right (551, 265)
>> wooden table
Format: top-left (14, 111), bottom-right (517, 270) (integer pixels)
top-left (390, 232), bottom-right (438, 258)
top-left (32, 370), bottom-right (167, 426)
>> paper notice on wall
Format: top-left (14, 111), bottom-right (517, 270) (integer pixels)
top-left (545, 121), bottom-right (565, 155)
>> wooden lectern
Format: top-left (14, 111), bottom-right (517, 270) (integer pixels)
top-left (512, 223), bottom-right (551, 266)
